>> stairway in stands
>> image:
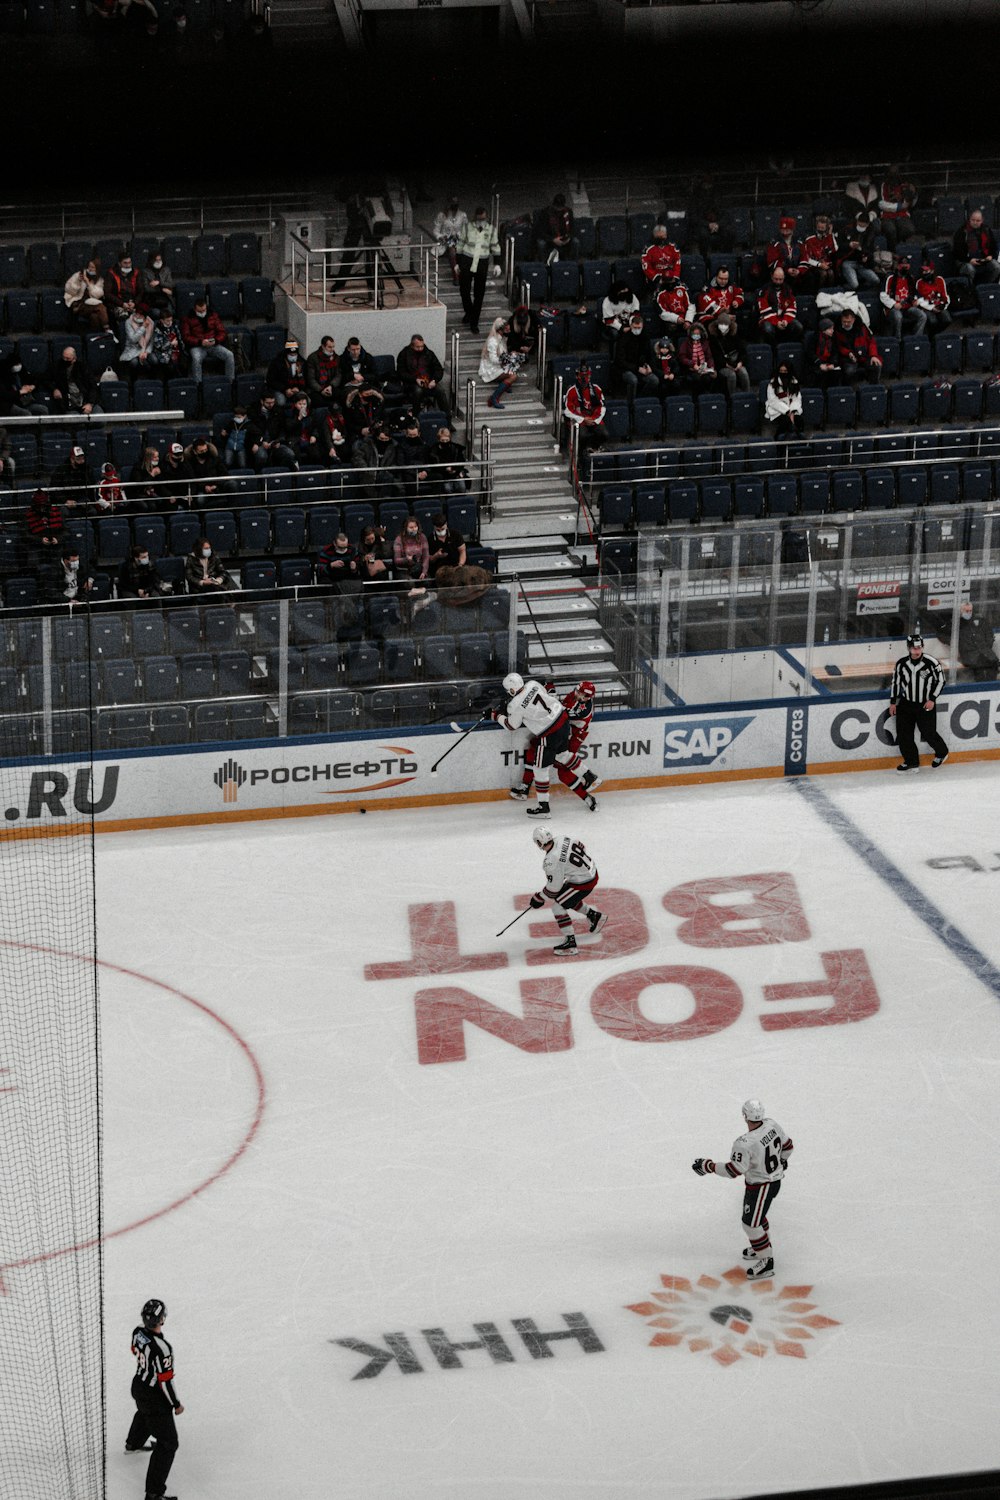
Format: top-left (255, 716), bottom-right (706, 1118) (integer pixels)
top-left (435, 272), bottom-right (626, 699)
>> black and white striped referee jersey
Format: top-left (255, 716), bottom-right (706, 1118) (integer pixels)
top-left (890, 653), bottom-right (945, 705)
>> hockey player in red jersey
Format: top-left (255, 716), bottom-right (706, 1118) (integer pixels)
top-left (509, 678), bottom-right (601, 810)
top-left (692, 1099), bottom-right (794, 1281)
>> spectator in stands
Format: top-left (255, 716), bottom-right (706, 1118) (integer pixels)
top-left (283, 393), bottom-right (322, 468)
top-left (47, 346), bottom-right (102, 417)
top-left (455, 206), bottom-right (502, 336)
top-left (0, 355), bottom-right (49, 416)
top-left (341, 336), bottom-right (376, 391)
top-left (64, 258), bottom-right (111, 333)
top-left (507, 304), bottom-right (539, 365)
top-left (105, 250), bottom-right (144, 324)
top-left (764, 362), bottom-right (803, 440)
top-left (613, 312), bottom-right (659, 400)
top-left (185, 538), bottom-right (234, 592)
top-left (696, 264), bottom-right (745, 335)
top-left (843, 171), bottom-right (879, 226)
top-left (25, 487), bottom-right (64, 550)
top-left (43, 546), bottom-right (95, 603)
top-left (756, 266), bottom-right (803, 347)
top-left (219, 408), bottom-right (253, 469)
top-left (392, 515), bottom-right (430, 592)
top-left (266, 337), bottom-right (307, 406)
top-left (428, 426), bottom-right (470, 493)
top-left (120, 543), bottom-right (170, 598)
top-left (641, 225), bottom-right (682, 292)
top-left (49, 445), bottom-right (92, 509)
top-left (344, 380), bottom-right (385, 440)
top-left (709, 313), bottom-right (750, 398)
top-left (563, 361), bottom-right (606, 452)
top-left (183, 436), bottom-right (229, 502)
top-left (128, 447), bottom-right (164, 507)
top-left (181, 296), bottom-right (235, 386)
top-left (837, 214), bottom-right (881, 291)
top-left (352, 423), bottom-right (403, 500)
top-left (767, 217), bottom-right (807, 286)
top-left (149, 309), bottom-right (186, 377)
top-left (602, 280), bottom-right (640, 347)
top-left (692, 206), bottom-right (735, 260)
top-left (357, 524), bottom-right (391, 586)
top-left (880, 254), bottom-right (926, 339)
top-left (427, 512), bottom-right (467, 580)
top-left (118, 307), bottom-right (156, 374)
top-left (536, 192), bottom-right (577, 264)
top-left (953, 208), bottom-right (1000, 285)
top-left (650, 334), bottom-right (680, 395)
top-left (0, 428), bottom-right (15, 489)
top-left (396, 333), bottom-right (448, 415)
top-left (656, 276), bottom-right (695, 336)
top-left (313, 403), bottom-right (349, 467)
top-left (395, 415), bottom-right (431, 499)
top-left (161, 443), bottom-right (193, 507)
top-left (318, 532), bottom-right (360, 592)
top-left (248, 393), bottom-right (295, 470)
top-left (433, 197), bottom-right (468, 283)
top-left (677, 322), bottom-right (718, 391)
top-left (953, 600), bottom-right (1000, 681)
top-left (141, 250), bottom-right (174, 319)
top-left (802, 213), bottom-right (838, 293)
top-left (93, 461), bottom-right (129, 514)
top-left (822, 308), bottom-right (883, 384)
top-left (479, 316), bottom-right (523, 410)
top-left (306, 336), bottom-right (341, 408)
top-left (878, 167), bottom-right (917, 251)
top-left (914, 260), bottom-right (952, 339)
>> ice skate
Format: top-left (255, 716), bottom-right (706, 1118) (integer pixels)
top-left (508, 785), bottom-right (530, 800)
top-left (553, 935), bottom-right (578, 955)
top-left (125, 1440), bottom-right (155, 1452)
top-left (742, 1244), bottom-right (769, 1261)
top-left (745, 1255), bottom-right (774, 1280)
top-left (527, 801), bottom-right (550, 816)
top-left (581, 769), bottom-right (602, 791)
top-left (587, 910), bottom-right (608, 934)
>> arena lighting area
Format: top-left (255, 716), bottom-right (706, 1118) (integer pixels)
top-left (3, 769), bottom-right (999, 1499)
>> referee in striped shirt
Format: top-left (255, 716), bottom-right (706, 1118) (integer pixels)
top-left (889, 634), bottom-right (949, 772)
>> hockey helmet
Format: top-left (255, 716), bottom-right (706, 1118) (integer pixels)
top-left (741, 1099), bottom-right (764, 1123)
top-left (141, 1298), bottom-right (166, 1328)
top-left (532, 825), bottom-right (555, 851)
top-left (502, 671), bottom-right (524, 696)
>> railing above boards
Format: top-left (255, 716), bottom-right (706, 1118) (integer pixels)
top-left (287, 236), bottom-right (440, 312)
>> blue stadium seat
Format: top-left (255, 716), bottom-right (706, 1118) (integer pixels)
top-left (700, 481), bottom-right (732, 522)
top-left (239, 278), bottom-right (275, 322)
top-left (142, 656), bottom-right (178, 701)
top-left (342, 503), bottom-right (375, 544)
top-left (168, 608), bottom-right (202, 654)
top-left (161, 236), bottom-right (194, 277)
top-left (28, 242), bottom-right (60, 284)
top-left (302, 644), bottom-right (341, 690)
top-left (133, 379), bottom-right (164, 413)
top-left (597, 216), bottom-right (628, 258)
top-left (799, 475), bottom-right (830, 514)
top-left (100, 708), bottom-right (153, 750)
top-left (52, 616), bottom-right (89, 662)
top-left (730, 392), bottom-right (761, 434)
top-left (459, 633), bottom-right (494, 678)
top-left (874, 337), bottom-right (900, 377)
top-left (767, 476), bottom-right (798, 516)
top-left (933, 334), bottom-right (963, 374)
top-left (732, 477), bottom-right (764, 519)
top-left (150, 706), bottom-right (189, 745)
top-left (627, 214), bottom-right (656, 254)
top-left (963, 332), bottom-right (995, 371)
top-left (633, 483), bottom-right (666, 526)
top-left (346, 641), bottom-right (380, 686)
top-left (0, 245), bottom-right (27, 285)
top-left (95, 517), bottom-right (130, 567)
top-left (573, 218), bottom-right (595, 258)
top-left (856, 385), bottom-right (888, 426)
top-left (383, 637), bottom-right (417, 683)
top-left (231, 701), bottom-right (270, 741)
top-left (193, 703), bottom-right (232, 742)
top-left (169, 513), bottom-right (202, 558)
top-left (549, 262), bottom-right (580, 302)
top-left (632, 397), bottom-right (662, 438)
top-left (976, 284), bottom-right (1000, 324)
top-left (217, 651), bottom-right (252, 696)
top-left (422, 635), bottom-right (457, 679)
top-left (39, 288), bottom-right (69, 332)
top-left (697, 394), bottom-right (727, 435)
top-left (744, 344), bottom-right (773, 383)
top-left (600, 485), bottom-right (632, 529)
top-left (515, 262), bottom-right (548, 303)
top-left (831, 470), bottom-right (863, 512)
top-left (581, 260), bottom-right (612, 300)
top-left (125, 613), bottom-right (163, 657)
top-left (667, 481), bottom-right (698, 523)
top-left (174, 281), bottom-right (207, 318)
top-left (920, 381), bottom-right (953, 423)
top-left (227, 233), bottom-right (261, 275)
top-left (177, 653), bottom-right (215, 700)
top-left (201, 377), bottom-right (233, 416)
top-left (930, 466), bottom-right (961, 507)
top-left (599, 537), bottom-right (637, 575)
top-left (273, 507), bottom-right (307, 553)
top-left (664, 396), bottom-right (696, 437)
top-left (602, 399), bottom-right (630, 441)
top-left (278, 558), bottom-right (313, 588)
top-left (901, 336), bottom-right (932, 377)
top-left (132, 516), bottom-right (167, 558)
top-left (204, 511), bottom-right (237, 555)
top-left (961, 462), bottom-right (991, 502)
top-left (565, 310), bottom-right (599, 351)
top-left (800, 388), bottom-right (824, 430)
top-left (889, 383), bottom-right (920, 424)
top-left (863, 469), bottom-right (896, 510)
top-left (305, 504), bottom-right (341, 551)
top-left (896, 468), bottom-right (928, 508)
top-left (167, 379), bottom-right (199, 419)
top-left (195, 235), bottom-right (227, 277)
top-left (203, 606), bottom-right (238, 650)
top-left (5, 291), bottom-right (38, 332)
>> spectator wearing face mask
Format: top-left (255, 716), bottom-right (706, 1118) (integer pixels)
top-left (352, 423), bottom-right (403, 500)
top-left (120, 543), bottom-right (169, 598)
top-left (64, 258), bottom-right (110, 333)
top-left (765, 363), bottom-right (803, 440)
top-left (181, 297), bottom-right (235, 386)
top-left (677, 322), bottom-right (719, 392)
top-left (185, 539), bottom-right (233, 592)
top-left (914, 261), bottom-right (952, 340)
top-left (953, 208), bottom-right (1000, 285)
top-left (160, 442), bottom-right (194, 508)
top-left (427, 426), bottom-right (470, 493)
top-left (535, 193), bottom-right (577, 266)
top-left (564, 362), bottom-right (607, 452)
top-left (392, 516), bottom-right (430, 592)
top-left (25, 487), bottom-right (64, 549)
top-left (318, 532), bottom-right (360, 593)
top-left (396, 333), bottom-right (448, 415)
top-left (47, 346), bottom-right (103, 417)
top-left (880, 256), bottom-right (926, 340)
top-left (182, 436), bottom-right (229, 502)
top-left (601, 281), bottom-right (640, 346)
top-left (43, 547), bottom-right (95, 603)
top-left (283, 394), bottom-right (321, 469)
top-left (640, 226), bottom-right (682, 291)
top-left (656, 277), bottom-right (696, 335)
top-left (248, 395), bottom-right (297, 470)
top-left (128, 447), bottom-right (164, 508)
top-left (266, 338), bottom-right (308, 406)
top-left (0, 356), bottom-right (49, 416)
top-left (434, 197), bottom-right (468, 283)
top-left (220, 407), bottom-right (253, 469)
top-left (344, 381), bottom-right (384, 440)
top-left (708, 314), bottom-right (750, 397)
top-left (756, 266), bottom-right (803, 348)
top-left (149, 309), bottom-right (186, 377)
top-left (427, 513), bottom-right (466, 580)
top-left (951, 601), bottom-right (1000, 681)
top-left (306, 336), bottom-right (342, 409)
top-left (118, 307), bottom-right (156, 375)
top-left (696, 266), bottom-right (745, 335)
top-left (141, 250), bottom-right (175, 318)
top-left (357, 525), bottom-right (390, 586)
top-left (455, 206), bottom-right (502, 337)
top-left (105, 251), bottom-right (145, 323)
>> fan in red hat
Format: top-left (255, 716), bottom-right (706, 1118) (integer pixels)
top-left (766, 215), bottom-right (807, 284)
top-left (914, 257), bottom-right (952, 340)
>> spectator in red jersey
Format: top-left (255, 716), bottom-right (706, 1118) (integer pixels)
top-left (641, 225), bottom-right (681, 291)
top-left (656, 276), bottom-right (695, 337)
top-left (677, 322), bottom-right (719, 392)
top-left (801, 214), bottom-right (838, 294)
top-left (25, 487), bottom-right (64, 549)
top-left (764, 362), bottom-right (803, 440)
top-left (837, 214), bottom-right (881, 292)
top-left (953, 208), bottom-right (1000, 285)
top-left (756, 266), bottom-right (803, 347)
top-left (878, 168), bottom-right (917, 252)
top-left (815, 309), bottom-right (883, 385)
top-left (696, 264), bottom-right (745, 335)
top-left (914, 260), bottom-right (952, 339)
top-left (563, 361), bottom-right (606, 452)
top-left (306, 335), bottom-right (342, 409)
top-left (181, 296), bottom-right (235, 386)
top-left (766, 217), bottom-right (808, 286)
top-left (880, 254), bottom-right (926, 340)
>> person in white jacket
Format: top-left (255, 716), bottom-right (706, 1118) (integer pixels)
top-left (432, 198), bottom-right (468, 284)
top-left (479, 317), bottom-right (522, 410)
top-left (764, 362), bottom-right (803, 440)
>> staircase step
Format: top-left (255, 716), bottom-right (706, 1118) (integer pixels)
top-left (521, 615), bottom-right (599, 640)
top-left (481, 512), bottom-right (576, 541)
top-left (528, 637), bottom-right (615, 664)
top-left (518, 591), bottom-right (599, 621)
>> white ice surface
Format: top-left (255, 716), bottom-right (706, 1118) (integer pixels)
top-left (86, 767), bottom-right (1000, 1500)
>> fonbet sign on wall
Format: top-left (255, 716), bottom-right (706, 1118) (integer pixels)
top-left (2, 687), bottom-right (1000, 834)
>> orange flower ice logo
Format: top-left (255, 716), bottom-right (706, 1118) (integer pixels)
top-left (627, 1268), bottom-right (839, 1365)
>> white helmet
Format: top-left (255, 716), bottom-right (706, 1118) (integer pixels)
top-left (532, 825), bottom-right (555, 850)
top-left (742, 1099), bottom-right (764, 1123)
top-left (502, 671), bottom-right (524, 696)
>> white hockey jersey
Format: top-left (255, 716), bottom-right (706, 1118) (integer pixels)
top-left (722, 1118), bottom-right (793, 1184)
top-left (542, 836), bottom-right (598, 896)
top-left (497, 679), bottom-right (563, 736)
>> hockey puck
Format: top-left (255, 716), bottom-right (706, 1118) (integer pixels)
top-left (358, 807), bottom-right (366, 814)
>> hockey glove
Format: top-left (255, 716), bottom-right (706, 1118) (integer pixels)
top-left (692, 1158), bottom-right (714, 1176)
top-left (529, 892), bottom-right (545, 909)
top-left (780, 1157), bottom-right (788, 1171)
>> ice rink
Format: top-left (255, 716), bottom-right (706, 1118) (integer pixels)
top-left (82, 765), bottom-right (1000, 1499)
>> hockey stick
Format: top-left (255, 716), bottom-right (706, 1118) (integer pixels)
top-left (496, 906), bottom-right (533, 938)
top-left (429, 705), bottom-right (497, 774)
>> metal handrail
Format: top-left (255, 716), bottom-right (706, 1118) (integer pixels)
top-left (448, 330), bottom-right (460, 415)
top-left (552, 374), bottom-right (564, 440)
top-left (535, 325), bottom-right (548, 392)
top-left (465, 380), bottom-right (478, 457)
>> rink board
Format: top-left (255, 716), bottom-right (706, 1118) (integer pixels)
top-left (3, 687), bottom-right (1000, 835)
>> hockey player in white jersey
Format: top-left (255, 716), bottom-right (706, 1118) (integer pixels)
top-left (692, 1099), bottom-right (794, 1281)
top-left (529, 826), bottom-right (608, 954)
top-left (492, 672), bottom-right (600, 816)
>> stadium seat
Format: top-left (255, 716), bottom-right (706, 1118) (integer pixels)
top-left (204, 511), bottom-right (237, 555)
top-left (142, 656), bottom-right (178, 702)
top-left (227, 233), bottom-right (261, 275)
top-left (700, 481), bottom-right (732, 522)
top-left (963, 332), bottom-right (995, 371)
top-left (5, 291), bottom-right (38, 332)
top-left (889, 383), bottom-right (920, 424)
top-left (766, 476), bottom-right (798, 516)
top-left (0, 245), bottom-right (27, 285)
top-left (856, 385), bottom-right (888, 426)
top-left (306, 505), bottom-right (341, 551)
top-left (602, 400), bottom-right (630, 441)
top-left (664, 396), bottom-right (696, 437)
top-left (346, 641), bottom-right (380, 686)
top-left (28, 242), bottom-right (60, 284)
top-left (422, 635), bottom-right (457, 679)
top-left (901, 336), bottom-right (932, 378)
top-left (631, 397), bottom-right (662, 438)
top-left (193, 703), bottom-right (232, 742)
top-left (515, 262), bottom-right (547, 303)
top-left (174, 281), bottom-right (207, 318)
top-left (831, 470), bottom-right (863, 512)
top-left (729, 392), bottom-right (761, 434)
top-left (633, 483), bottom-right (666, 526)
top-left (874, 337), bottom-right (900, 377)
top-left (920, 381), bottom-right (953, 423)
top-left (863, 469), bottom-right (896, 509)
top-left (744, 345), bottom-right (773, 383)
top-left (231, 701), bottom-right (270, 741)
top-left (278, 558), bottom-right (313, 588)
top-left (896, 468), bottom-right (928, 508)
top-left (167, 608), bottom-right (202, 654)
top-left (667, 480), bottom-right (698, 523)
top-left (549, 261), bottom-right (580, 302)
top-left (150, 706), bottom-right (189, 744)
top-left (600, 486), bottom-right (631, 529)
top-left (933, 334), bottom-right (963, 374)
top-left (697, 394), bottom-right (727, 435)
top-left (799, 475), bottom-right (830, 514)
top-left (161, 236), bottom-right (194, 277)
top-left (303, 644), bottom-right (341, 690)
top-left (383, 637), bottom-right (418, 683)
top-left (976, 284), bottom-right (1000, 323)
top-left (732, 477), bottom-right (764, 519)
top-left (95, 517), bottom-right (130, 567)
top-left (167, 379), bottom-right (199, 420)
top-left (195, 234), bottom-right (227, 277)
top-left (961, 462), bottom-right (992, 503)
top-left (201, 377), bottom-right (233, 416)
top-left (930, 466), bottom-right (961, 507)
top-left (179, 653), bottom-right (216, 700)
top-left (581, 260), bottom-right (612, 300)
top-left (39, 289), bottom-right (69, 332)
